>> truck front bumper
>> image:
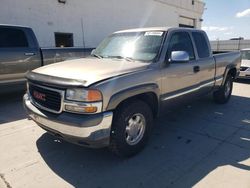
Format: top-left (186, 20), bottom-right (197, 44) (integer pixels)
top-left (23, 94), bottom-right (113, 148)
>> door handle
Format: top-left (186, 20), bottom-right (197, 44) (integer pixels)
top-left (193, 66), bottom-right (200, 73)
top-left (24, 52), bottom-right (36, 56)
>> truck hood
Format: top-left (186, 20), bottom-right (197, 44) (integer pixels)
top-left (241, 60), bottom-right (250, 67)
top-left (32, 58), bottom-right (149, 87)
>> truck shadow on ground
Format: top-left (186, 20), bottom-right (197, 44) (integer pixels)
top-left (36, 94), bottom-right (250, 188)
top-left (235, 79), bottom-right (250, 84)
top-left (0, 90), bottom-right (27, 124)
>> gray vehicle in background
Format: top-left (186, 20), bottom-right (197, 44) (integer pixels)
top-left (0, 25), bottom-right (90, 93)
top-left (24, 27), bottom-right (241, 157)
top-left (238, 49), bottom-right (250, 79)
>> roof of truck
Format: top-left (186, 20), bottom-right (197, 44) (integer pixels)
top-left (114, 27), bottom-right (203, 33)
top-left (0, 24), bottom-right (30, 29)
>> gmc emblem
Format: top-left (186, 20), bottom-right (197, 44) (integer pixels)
top-left (33, 91), bottom-right (46, 101)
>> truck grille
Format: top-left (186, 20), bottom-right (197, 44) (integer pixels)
top-left (240, 67), bottom-right (249, 71)
top-left (29, 83), bottom-right (63, 113)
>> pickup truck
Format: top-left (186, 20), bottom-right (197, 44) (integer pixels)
top-left (0, 24), bottom-right (90, 93)
top-left (23, 27), bottom-right (241, 157)
top-left (238, 48), bottom-right (250, 79)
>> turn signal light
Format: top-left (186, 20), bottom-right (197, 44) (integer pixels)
top-left (65, 105), bottom-right (98, 113)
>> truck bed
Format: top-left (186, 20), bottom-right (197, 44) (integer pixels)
top-left (213, 51), bottom-right (241, 80)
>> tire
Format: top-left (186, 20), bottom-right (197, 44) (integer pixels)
top-left (109, 100), bottom-right (153, 158)
top-left (213, 75), bottom-right (233, 104)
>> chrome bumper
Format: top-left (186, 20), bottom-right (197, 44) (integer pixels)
top-left (23, 94), bottom-right (113, 148)
top-left (238, 69), bottom-right (250, 79)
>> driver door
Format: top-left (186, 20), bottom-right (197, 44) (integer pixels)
top-left (160, 31), bottom-right (201, 107)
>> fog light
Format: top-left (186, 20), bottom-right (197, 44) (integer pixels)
top-left (65, 105), bottom-right (97, 113)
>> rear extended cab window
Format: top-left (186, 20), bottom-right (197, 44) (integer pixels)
top-left (192, 32), bottom-right (210, 58)
top-left (0, 27), bottom-right (29, 48)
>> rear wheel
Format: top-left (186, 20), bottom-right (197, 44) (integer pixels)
top-left (213, 75), bottom-right (233, 104)
top-left (109, 100), bottom-right (153, 157)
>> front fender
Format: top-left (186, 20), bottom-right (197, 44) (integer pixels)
top-left (106, 83), bottom-right (160, 111)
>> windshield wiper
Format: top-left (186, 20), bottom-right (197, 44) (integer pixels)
top-left (91, 53), bottom-right (103, 59)
top-left (106, 55), bottom-right (134, 62)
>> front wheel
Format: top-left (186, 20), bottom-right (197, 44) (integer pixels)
top-left (213, 75), bottom-right (233, 104)
top-left (109, 100), bottom-right (153, 157)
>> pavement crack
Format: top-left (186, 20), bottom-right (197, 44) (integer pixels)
top-left (0, 173), bottom-right (12, 188)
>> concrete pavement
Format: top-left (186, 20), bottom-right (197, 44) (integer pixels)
top-left (0, 81), bottom-right (250, 188)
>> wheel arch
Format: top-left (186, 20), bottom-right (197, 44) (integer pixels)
top-left (222, 65), bottom-right (238, 85)
top-left (106, 84), bottom-right (160, 118)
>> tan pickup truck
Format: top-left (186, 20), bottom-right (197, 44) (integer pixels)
top-left (24, 27), bottom-right (241, 157)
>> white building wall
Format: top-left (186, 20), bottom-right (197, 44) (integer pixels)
top-left (211, 40), bottom-right (250, 51)
top-left (0, 0), bottom-right (205, 48)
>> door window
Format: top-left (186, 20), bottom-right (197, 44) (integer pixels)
top-left (167, 32), bottom-right (195, 61)
top-left (0, 28), bottom-right (28, 48)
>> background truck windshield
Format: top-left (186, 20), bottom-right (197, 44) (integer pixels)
top-left (242, 50), bottom-right (250, 60)
top-left (94, 31), bottom-right (164, 62)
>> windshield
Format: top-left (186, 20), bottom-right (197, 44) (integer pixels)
top-left (93, 31), bottom-right (165, 62)
top-left (242, 50), bottom-right (250, 60)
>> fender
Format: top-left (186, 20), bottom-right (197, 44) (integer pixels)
top-left (106, 83), bottom-right (160, 111)
top-left (222, 64), bottom-right (237, 85)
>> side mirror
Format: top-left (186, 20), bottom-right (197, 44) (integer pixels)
top-left (170, 51), bottom-right (189, 63)
top-left (91, 49), bottom-right (96, 55)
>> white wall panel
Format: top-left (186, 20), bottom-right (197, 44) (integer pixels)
top-left (0, 0), bottom-right (204, 47)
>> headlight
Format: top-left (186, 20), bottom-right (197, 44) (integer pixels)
top-left (65, 88), bottom-right (102, 114)
top-left (65, 88), bottom-right (102, 102)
